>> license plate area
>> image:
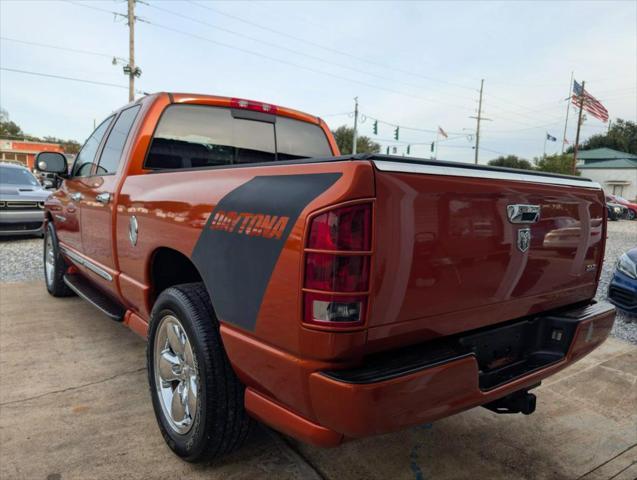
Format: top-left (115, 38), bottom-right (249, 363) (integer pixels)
top-left (321, 302), bottom-right (612, 389)
top-left (460, 315), bottom-right (578, 390)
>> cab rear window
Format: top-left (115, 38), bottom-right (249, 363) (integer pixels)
top-left (145, 105), bottom-right (332, 170)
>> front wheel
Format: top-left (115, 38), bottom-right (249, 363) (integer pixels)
top-left (43, 222), bottom-right (74, 297)
top-left (627, 209), bottom-right (636, 220)
top-left (147, 283), bottom-right (252, 462)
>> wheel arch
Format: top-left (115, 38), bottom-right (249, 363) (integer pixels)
top-left (148, 247), bottom-right (205, 307)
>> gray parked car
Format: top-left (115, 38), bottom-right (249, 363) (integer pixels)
top-left (0, 162), bottom-right (51, 236)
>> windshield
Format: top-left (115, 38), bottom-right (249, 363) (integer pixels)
top-left (0, 166), bottom-right (40, 186)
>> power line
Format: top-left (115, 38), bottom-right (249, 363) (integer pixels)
top-left (72, 0), bottom-right (476, 112)
top-left (143, 2), bottom-right (480, 106)
top-left (0, 67), bottom-right (130, 90)
top-left (64, 0), bottom-right (127, 19)
top-left (68, 0), bottom-right (590, 128)
top-left (186, 0), bottom-right (479, 92)
top-left (141, 19), bottom-right (478, 112)
top-left (183, 0), bottom-right (619, 129)
top-left (0, 36), bottom-right (124, 60)
top-left (320, 111), bottom-right (353, 118)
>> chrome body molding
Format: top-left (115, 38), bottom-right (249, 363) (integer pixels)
top-left (372, 160), bottom-right (602, 189)
top-left (59, 246), bottom-right (113, 282)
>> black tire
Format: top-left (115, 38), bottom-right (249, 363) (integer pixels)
top-left (628, 209), bottom-right (636, 221)
top-left (43, 222), bottom-right (74, 297)
top-left (147, 283), bottom-right (252, 462)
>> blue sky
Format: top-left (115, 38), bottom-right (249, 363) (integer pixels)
top-left (1, 0), bottom-right (635, 163)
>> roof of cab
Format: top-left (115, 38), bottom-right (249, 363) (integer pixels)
top-left (148, 92), bottom-right (324, 125)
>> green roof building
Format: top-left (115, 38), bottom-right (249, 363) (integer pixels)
top-left (577, 148), bottom-right (637, 200)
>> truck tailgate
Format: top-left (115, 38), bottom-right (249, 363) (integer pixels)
top-left (368, 159), bottom-right (606, 347)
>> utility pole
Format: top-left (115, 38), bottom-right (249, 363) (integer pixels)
top-left (572, 80), bottom-right (586, 175)
top-left (352, 97), bottom-right (359, 155)
top-left (469, 79), bottom-right (490, 164)
top-left (561, 71), bottom-right (574, 154)
top-left (127, 0), bottom-right (136, 102)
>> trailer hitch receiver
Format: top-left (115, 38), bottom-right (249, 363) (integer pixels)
top-left (483, 387), bottom-right (538, 415)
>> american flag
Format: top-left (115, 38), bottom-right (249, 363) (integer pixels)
top-left (571, 81), bottom-right (609, 122)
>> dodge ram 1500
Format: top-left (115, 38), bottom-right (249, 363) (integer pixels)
top-left (36, 92), bottom-right (616, 462)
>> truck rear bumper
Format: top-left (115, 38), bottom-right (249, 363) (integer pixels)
top-left (243, 302), bottom-right (615, 445)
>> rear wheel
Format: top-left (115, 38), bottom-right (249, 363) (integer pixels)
top-left (628, 209), bottom-right (636, 220)
top-left (43, 222), bottom-right (74, 297)
top-left (147, 283), bottom-right (252, 462)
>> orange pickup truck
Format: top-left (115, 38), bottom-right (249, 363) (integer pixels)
top-left (36, 93), bottom-right (615, 462)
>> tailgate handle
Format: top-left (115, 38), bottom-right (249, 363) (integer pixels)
top-left (507, 204), bottom-right (540, 224)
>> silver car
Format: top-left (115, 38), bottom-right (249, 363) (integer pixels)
top-left (0, 162), bottom-right (51, 236)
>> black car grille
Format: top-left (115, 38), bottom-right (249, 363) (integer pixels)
top-left (609, 286), bottom-right (637, 308)
top-left (0, 201), bottom-right (45, 210)
top-left (0, 222), bottom-right (43, 232)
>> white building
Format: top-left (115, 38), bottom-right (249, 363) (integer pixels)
top-left (577, 148), bottom-right (637, 201)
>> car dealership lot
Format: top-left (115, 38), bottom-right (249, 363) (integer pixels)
top-left (3, 219), bottom-right (635, 344)
top-left (0, 222), bottom-right (635, 480)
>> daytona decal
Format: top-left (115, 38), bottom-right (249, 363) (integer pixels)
top-left (209, 210), bottom-right (289, 239)
top-left (192, 173), bottom-right (341, 331)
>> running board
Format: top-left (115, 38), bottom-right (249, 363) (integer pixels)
top-left (63, 274), bottom-right (125, 321)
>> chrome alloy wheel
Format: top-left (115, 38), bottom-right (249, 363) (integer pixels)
top-left (154, 315), bottom-right (199, 434)
top-left (44, 233), bottom-right (55, 287)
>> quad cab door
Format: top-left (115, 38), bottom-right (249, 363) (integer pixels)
top-left (55, 116), bottom-right (114, 252)
top-left (80, 105), bottom-right (141, 297)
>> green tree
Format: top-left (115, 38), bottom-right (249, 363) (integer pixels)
top-left (534, 153), bottom-right (579, 176)
top-left (0, 109), bottom-right (24, 138)
top-left (43, 136), bottom-right (81, 154)
top-left (331, 125), bottom-right (381, 155)
top-left (0, 110), bottom-right (81, 153)
top-left (568, 118), bottom-right (637, 155)
top-left (487, 155), bottom-right (533, 170)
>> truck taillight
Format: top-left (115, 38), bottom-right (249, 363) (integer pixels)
top-left (305, 253), bottom-right (369, 292)
top-left (308, 203), bottom-right (371, 251)
top-left (303, 202), bottom-right (372, 329)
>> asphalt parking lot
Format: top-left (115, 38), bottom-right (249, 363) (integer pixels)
top-left (0, 221), bottom-right (636, 480)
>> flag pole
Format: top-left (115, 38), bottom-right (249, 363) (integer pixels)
top-left (561, 71), bottom-right (574, 154)
top-left (434, 130), bottom-right (440, 160)
top-left (572, 80), bottom-right (585, 175)
top-left (543, 133), bottom-right (548, 159)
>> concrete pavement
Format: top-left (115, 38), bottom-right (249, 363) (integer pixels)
top-left (1, 282), bottom-right (635, 480)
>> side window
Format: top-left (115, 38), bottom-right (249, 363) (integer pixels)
top-left (71, 116), bottom-right (114, 177)
top-left (145, 105), bottom-right (275, 170)
top-left (96, 106), bottom-right (140, 175)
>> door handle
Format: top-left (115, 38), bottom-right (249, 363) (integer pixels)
top-left (96, 192), bottom-right (111, 204)
top-left (70, 192), bottom-right (83, 202)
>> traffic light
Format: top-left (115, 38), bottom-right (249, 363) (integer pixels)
top-left (394, 126), bottom-right (399, 140)
top-left (430, 142), bottom-right (435, 152)
top-left (386, 146), bottom-right (390, 154)
top-left (373, 120), bottom-right (378, 135)
top-left (407, 145), bottom-right (411, 155)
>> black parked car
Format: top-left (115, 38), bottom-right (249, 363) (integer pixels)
top-left (607, 201), bottom-right (627, 221)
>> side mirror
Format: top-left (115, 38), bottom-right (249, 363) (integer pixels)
top-left (35, 152), bottom-right (68, 175)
